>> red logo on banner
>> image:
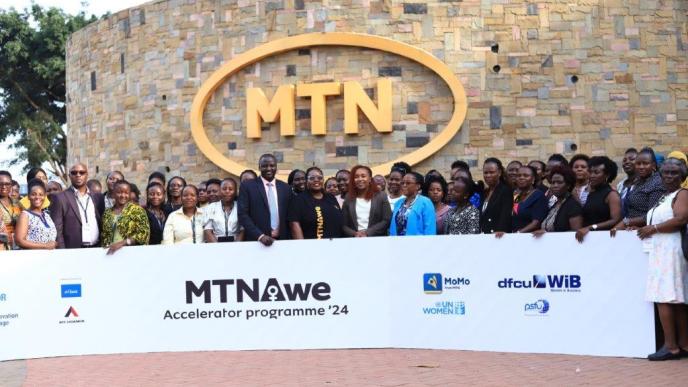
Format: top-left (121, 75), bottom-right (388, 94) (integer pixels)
top-left (64, 306), bottom-right (79, 318)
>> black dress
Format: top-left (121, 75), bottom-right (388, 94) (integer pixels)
top-left (287, 192), bottom-right (343, 239)
top-left (512, 189), bottom-right (548, 232)
top-left (551, 196), bottom-right (583, 231)
top-left (146, 209), bottom-right (166, 245)
top-left (582, 185), bottom-right (613, 227)
top-left (480, 182), bottom-right (513, 234)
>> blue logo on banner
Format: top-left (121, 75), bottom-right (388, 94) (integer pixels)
top-left (422, 301), bottom-right (465, 316)
top-left (61, 284), bottom-right (82, 298)
top-left (423, 273), bottom-right (442, 294)
top-left (525, 299), bottom-right (550, 315)
top-left (498, 275), bottom-right (581, 292)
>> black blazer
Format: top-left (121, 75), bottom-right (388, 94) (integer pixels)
top-left (49, 187), bottom-right (105, 249)
top-left (341, 191), bottom-right (392, 237)
top-left (479, 182), bottom-right (513, 234)
top-left (146, 209), bottom-right (165, 245)
top-left (238, 177), bottom-right (292, 241)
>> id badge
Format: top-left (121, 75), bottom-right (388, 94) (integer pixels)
top-left (83, 222), bottom-right (93, 237)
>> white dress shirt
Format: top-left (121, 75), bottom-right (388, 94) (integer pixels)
top-left (203, 201), bottom-right (241, 238)
top-left (162, 208), bottom-right (205, 244)
top-left (260, 176), bottom-right (280, 232)
top-left (73, 187), bottom-right (99, 245)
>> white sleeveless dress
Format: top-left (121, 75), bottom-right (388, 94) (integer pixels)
top-left (645, 190), bottom-right (688, 303)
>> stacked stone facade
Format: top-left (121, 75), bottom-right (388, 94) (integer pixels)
top-left (66, 0), bottom-right (688, 184)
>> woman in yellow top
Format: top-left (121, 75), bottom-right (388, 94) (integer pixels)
top-left (162, 185), bottom-right (205, 244)
top-left (19, 167), bottom-right (51, 210)
top-left (667, 151), bottom-right (688, 189)
top-left (101, 180), bottom-right (150, 255)
top-left (0, 170), bottom-right (22, 248)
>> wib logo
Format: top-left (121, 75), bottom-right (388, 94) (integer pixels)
top-left (498, 275), bottom-right (581, 292)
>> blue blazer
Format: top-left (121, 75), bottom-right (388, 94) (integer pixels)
top-left (238, 177), bottom-right (292, 241)
top-left (389, 195), bottom-right (437, 236)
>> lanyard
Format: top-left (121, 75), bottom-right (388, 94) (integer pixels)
top-left (74, 190), bottom-right (91, 224)
top-left (223, 204), bottom-right (233, 237)
top-left (191, 215), bottom-right (197, 244)
top-left (27, 210), bottom-right (50, 228)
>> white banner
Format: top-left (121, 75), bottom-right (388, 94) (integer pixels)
top-left (0, 232), bottom-right (654, 361)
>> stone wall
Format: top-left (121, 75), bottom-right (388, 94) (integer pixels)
top-left (66, 0), bottom-right (688, 185)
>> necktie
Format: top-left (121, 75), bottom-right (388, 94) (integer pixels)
top-left (267, 182), bottom-right (279, 230)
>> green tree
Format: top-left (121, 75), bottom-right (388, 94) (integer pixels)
top-left (0, 5), bottom-right (96, 183)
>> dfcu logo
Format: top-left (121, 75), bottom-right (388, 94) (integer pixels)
top-left (64, 306), bottom-right (79, 318)
top-left (498, 275), bottom-right (581, 292)
top-left (423, 273), bottom-right (442, 294)
top-left (61, 284), bottom-right (82, 298)
top-left (525, 299), bottom-right (550, 316)
top-left (186, 278), bottom-right (331, 304)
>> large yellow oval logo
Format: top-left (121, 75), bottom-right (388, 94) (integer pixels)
top-left (190, 32), bottom-right (467, 179)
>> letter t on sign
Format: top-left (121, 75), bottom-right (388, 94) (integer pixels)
top-left (246, 84), bottom-right (296, 138)
top-left (344, 79), bottom-right (392, 134)
top-left (296, 82), bottom-right (342, 135)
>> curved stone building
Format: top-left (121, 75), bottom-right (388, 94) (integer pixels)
top-left (66, 0), bottom-right (688, 183)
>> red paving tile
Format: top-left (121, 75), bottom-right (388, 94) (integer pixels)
top-left (1, 349), bottom-right (685, 386)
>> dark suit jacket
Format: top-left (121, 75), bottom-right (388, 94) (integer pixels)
top-left (238, 177), bottom-right (292, 241)
top-left (49, 187), bottom-right (105, 249)
top-left (479, 182), bottom-right (513, 234)
top-left (341, 191), bottom-right (392, 237)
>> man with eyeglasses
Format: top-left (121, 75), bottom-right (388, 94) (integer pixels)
top-left (49, 163), bottom-right (105, 248)
top-left (238, 154), bottom-right (292, 246)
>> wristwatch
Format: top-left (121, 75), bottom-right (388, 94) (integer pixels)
top-left (591, 224), bottom-right (598, 231)
top-left (125, 238), bottom-right (133, 246)
top-left (622, 217), bottom-right (630, 226)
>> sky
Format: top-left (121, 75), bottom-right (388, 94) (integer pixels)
top-left (0, 0), bottom-right (146, 181)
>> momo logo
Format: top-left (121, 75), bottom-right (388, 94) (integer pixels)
top-left (525, 299), bottom-right (550, 316)
top-left (498, 275), bottom-right (581, 292)
top-left (185, 278), bottom-right (331, 304)
top-left (423, 273), bottom-right (442, 294)
top-left (190, 32), bottom-right (468, 180)
top-left (64, 306), bottom-right (79, 318)
top-left (423, 273), bottom-right (470, 294)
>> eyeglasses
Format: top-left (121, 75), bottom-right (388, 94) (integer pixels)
top-left (70, 171), bottom-right (87, 176)
top-left (0, 182), bottom-right (11, 187)
top-left (308, 176), bottom-right (324, 181)
top-left (401, 181), bottom-right (418, 186)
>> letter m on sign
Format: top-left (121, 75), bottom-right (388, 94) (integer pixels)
top-left (246, 85), bottom-right (296, 138)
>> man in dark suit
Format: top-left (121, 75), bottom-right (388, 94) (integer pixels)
top-left (49, 163), bottom-right (106, 249)
top-left (238, 154), bottom-right (292, 246)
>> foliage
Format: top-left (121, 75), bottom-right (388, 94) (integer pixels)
top-left (0, 5), bottom-right (96, 183)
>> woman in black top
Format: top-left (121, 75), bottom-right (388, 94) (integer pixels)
top-left (533, 165), bottom-right (582, 237)
top-left (613, 147), bottom-right (664, 232)
top-left (480, 158), bottom-right (513, 235)
top-left (288, 167), bottom-right (343, 240)
top-left (512, 166), bottom-right (548, 233)
top-left (576, 156), bottom-right (621, 242)
top-left (145, 182), bottom-right (167, 245)
top-left (163, 176), bottom-right (186, 216)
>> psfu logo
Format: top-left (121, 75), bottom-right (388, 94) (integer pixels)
top-left (186, 278), bottom-right (331, 304)
top-left (524, 299), bottom-right (550, 316)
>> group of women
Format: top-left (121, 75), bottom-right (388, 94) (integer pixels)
top-left (2, 149), bottom-right (688, 361)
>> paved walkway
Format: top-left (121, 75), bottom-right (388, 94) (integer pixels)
top-left (2, 349), bottom-right (686, 386)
